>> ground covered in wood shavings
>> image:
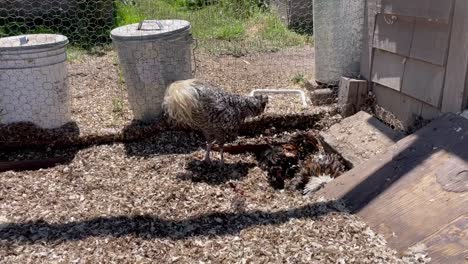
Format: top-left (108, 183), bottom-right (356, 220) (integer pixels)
top-left (0, 136), bottom-right (430, 264)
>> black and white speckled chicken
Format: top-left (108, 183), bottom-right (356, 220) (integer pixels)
top-left (162, 79), bottom-right (269, 164)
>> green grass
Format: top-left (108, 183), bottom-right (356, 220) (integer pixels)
top-left (115, 0), bottom-right (312, 56)
top-left (213, 21), bottom-right (246, 41)
top-left (115, 1), bottom-right (146, 27)
top-left (112, 97), bottom-right (124, 114)
top-left (291, 73), bottom-right (306, 85)
top-left (0, 25), bottom-right (55, 38)
top-left (67, 46), bottom-right (86, 62)
top-left (0, 27), bottom-right (6, 38)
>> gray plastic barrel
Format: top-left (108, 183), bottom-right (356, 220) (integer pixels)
top-left (0, 34), bottom-right (71, 129)
top-left (313, 0), bottom-right (365, 84)
top-left (110, 19), bottom-right (194, 122)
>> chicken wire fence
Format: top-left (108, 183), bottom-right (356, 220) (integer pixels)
top-left (0, 0), bottom-right (399, 137)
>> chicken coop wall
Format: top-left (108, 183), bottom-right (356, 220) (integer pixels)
top-left (360, 0), bottom-right (468, 131)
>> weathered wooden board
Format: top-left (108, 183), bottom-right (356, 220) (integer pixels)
top-left (420, 102), bottom-right (442, 121)
top-left (401, 58), bottom-right (445, 107)
top-left (319, 111), bottom-right (403, 168)
top-left (373, 84), bottom-right (422, 130)
top-left (378, 0), bottom-right (453, 23)
top-left (337, 77), bottom-right (368, 117)
top-left (410, 20), bottom-right (450, 66)
top-left (373, 14), bottom-right (414, 57)
top-left (420, 215), bottom-right (468, 264)
top-left (442, 0), bottom-right (468, 113)
top-left (371, 49), bottom-right (406, 91)
top-left (364, 0), bottom-right (468, 115)
top-left (317, 113), bottom-right (468, 263)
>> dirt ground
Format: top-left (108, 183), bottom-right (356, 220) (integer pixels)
top-left (0, 134), bottom-right (429, 263)
top-left (0, 48), bottom-right (431, 263)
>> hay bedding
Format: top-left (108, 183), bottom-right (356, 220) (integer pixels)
top-left (0, 137), bottom-right (430, 263)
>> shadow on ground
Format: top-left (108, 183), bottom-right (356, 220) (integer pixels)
top-left (0, 121), bottom-right (80, 172)
top-left (176, 159), bottom-right (257, 185)
top-left (0, 201), bottom-right (343, 245)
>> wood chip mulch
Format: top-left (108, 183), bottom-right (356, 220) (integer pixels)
top-left (0, 135), bottom-right (430, 263)
top-left (0, 47), bottom-right (431, 263)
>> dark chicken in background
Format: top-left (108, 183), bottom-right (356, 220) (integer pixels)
top-left (213, 130), bottom-right (347, 192)
top-left (257, 131), bottom-right (346, 191)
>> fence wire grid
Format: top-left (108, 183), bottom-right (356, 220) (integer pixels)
top-left (0, 0), bottom-right (399, 141)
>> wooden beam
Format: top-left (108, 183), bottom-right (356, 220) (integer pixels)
top-left (338, 77), bottom-right (368, 117)
top-left (0, 157), bottom-right (71, 173)
top-left (441, 0), bottom-right (468, 113)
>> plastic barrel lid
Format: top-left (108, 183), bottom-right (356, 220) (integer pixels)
top-left (110, 19), bottom-right (191, 42)
top-left (0, 34), bottom-right (69, 51)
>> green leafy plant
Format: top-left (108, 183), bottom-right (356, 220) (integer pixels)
top-left (292, 73), bottom-right (306, 85)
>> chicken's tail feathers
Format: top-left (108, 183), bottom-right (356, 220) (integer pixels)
top-left (303, 174), bottom-right (333, 195)
top-left (163, 79), bottom-right (201, 125)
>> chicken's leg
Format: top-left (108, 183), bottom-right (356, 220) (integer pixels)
top-left (219, 144), bottom-right (224, 165)
top-left (204, 142), bottom-right (213, 163)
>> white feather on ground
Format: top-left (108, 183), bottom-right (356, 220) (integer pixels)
top-left (303, 174), bottom-right (333, 195)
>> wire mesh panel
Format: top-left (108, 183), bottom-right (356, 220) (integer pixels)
top-left (0, 0), bottom-right (114, 48)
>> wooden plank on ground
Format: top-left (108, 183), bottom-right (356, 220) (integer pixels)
top-left (317, 113), bottom-right (468, 263)
top-left (0, 157), bottom-right (71, 172)
top-left (441, 0), bottom-right (468, 113)
top-left (319, 111), bottom-right (403, 168)
top-left (420, 215), bottom-right (468, 264)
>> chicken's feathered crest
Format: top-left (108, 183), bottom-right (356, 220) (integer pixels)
top-left (163, 79), bottom-right (201, 126)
